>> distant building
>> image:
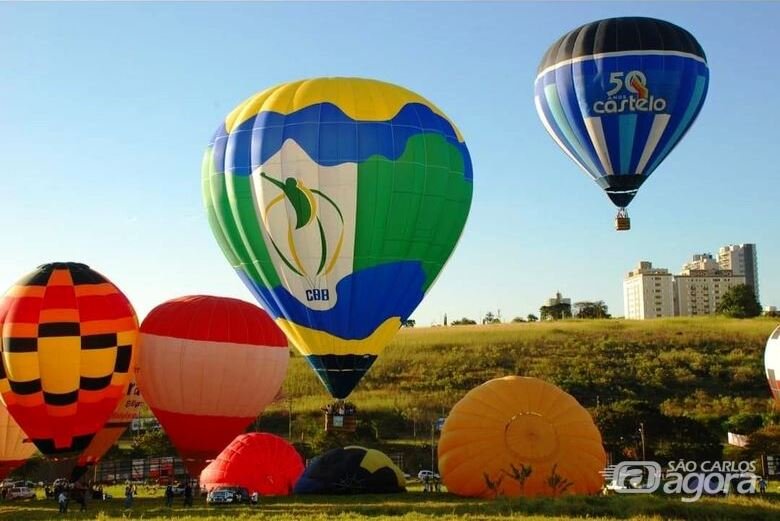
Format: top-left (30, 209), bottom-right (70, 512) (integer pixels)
top-left (683, 253), bottom-right (721, 272)
top-left (623, 262), bottom-right (675, 319)
top-left (718, 244), bottom-right (759, 300)
top-left (540, 292), bottom-right (572, 320)
top-left (674, 255), bottom-right (745, 316)
top-left (545, 292), bottom-right (571, 307)
top-left (624, 243), bottom-right (759, 319)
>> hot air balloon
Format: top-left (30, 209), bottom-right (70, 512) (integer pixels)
top-left (71, 380), bottom-right (144, 481)
top-left (438, 376), bottom-right (606, 498)
top-left (0, 402), bottom-right (36, 480)
top-left (534, 17), bottom-right (709, 230)
top-left (0, 262), bottom-right (137, 457)
top-left (136, 295), bottom-right (289, 476)
top-left (765, 326), bottom-right (780, 402)
top-left (293, 446), bottom-right (405, 494)
top-left (202, 77), bottom-right (473, 400)
top-left (200, 433), bottom-right (303, 496)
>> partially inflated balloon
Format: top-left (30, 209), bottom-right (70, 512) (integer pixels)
top-left (200, 433), bottom-right (303, 496)
top-left (0, 263), bottom-right (137, 456)
top-left (294, 446), bottom-right (405, 494)
top-left (439, 376), bottom-right (606, 498)
top-left (136, 296), bottom-right (288, 476)
top-left (203, 77), bottom-right (473, 398)
top-left (535, 17), bottom-right (709, 228)
top-left (765, 326), bottom-right (780, 402)
top-left (0, 402), bottom-right (36, 480)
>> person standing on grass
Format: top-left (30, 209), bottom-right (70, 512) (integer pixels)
top-left (58, 490), bottom-right (68, 513)
top-left (183, 482), bottom-right (193, 507)
top-left (165, 483), bottom-right (174, 507)
top-left (124, 484), bottom-right (133, 509)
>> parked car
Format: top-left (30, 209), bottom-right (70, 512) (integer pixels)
top-left (206, 486), bottom-right (250, 504)
top-left (604, 479), bottom-right (629, 492)
top-left (417, 470), bottom-right (440, 482)
top-left (6, 486), bottom-right (36, 500)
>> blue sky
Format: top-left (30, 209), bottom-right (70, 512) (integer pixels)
top-left (1, 2), bottom-right (777, 324)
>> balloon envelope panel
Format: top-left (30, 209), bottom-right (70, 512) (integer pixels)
top-left (293, 446), bottom-right (405, 494)
top-left (76, 379), bottom-right (144, 468)
top-left (765, 326), bottom-right (780, 402)
top-left (439, 376), bottom-right (606, 498)
top-left (534, 17), bottom-right (709, 208)
top-left (200, 433), bottom-right (303, 496)
top-left (136, 295), bottom-right (289, 476)
top-left (0, 262), bottom-right (137, 456)
top-left (203, 77), bottom-right (473, 399)
top-left (0, 401), bottom-right (36, 479)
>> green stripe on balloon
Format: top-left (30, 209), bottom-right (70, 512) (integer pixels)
top-left (202, 148), bottom-right (240, 268)
top-left (354, 133), bottom-right (472, 290)
top-left (201, 148), bottom-right (281, 289)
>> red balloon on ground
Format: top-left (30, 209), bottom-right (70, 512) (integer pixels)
top-left (200, 433), bottom-right (303, 496)
top-left (136, 296), bottom-right (289, 477)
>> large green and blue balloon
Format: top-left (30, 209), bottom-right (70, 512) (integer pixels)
top-left (535, 17), bottom-right (709, 228)
top-left (202, 78), bottom-right (472, 399)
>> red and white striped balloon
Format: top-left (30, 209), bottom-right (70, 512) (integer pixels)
top-left (136, 295), bottom-right (288, 476)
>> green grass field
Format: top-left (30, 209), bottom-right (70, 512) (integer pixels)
top-left (3, 486), bottom-right (780, 521)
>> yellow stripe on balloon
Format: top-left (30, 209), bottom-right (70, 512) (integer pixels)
top-left (275, 316), bottom-right (401, 356)
top-left (3, 352), bottom-right (40, 382)
top-left (322, 226), bottom-right (345, 277)
top-left (224, 77), bottom-right (464, 142)
top-left (38, 337), bottom-right (80, 394)
top-left (287, 223), bottom-right (307, 276)
top-left (80, 348), bottom-right (117, 378)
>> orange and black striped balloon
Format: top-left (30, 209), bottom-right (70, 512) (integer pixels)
top-left (0, 263), bottom-right (138, 457)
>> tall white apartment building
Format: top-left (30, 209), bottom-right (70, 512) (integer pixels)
top-left (674, 255), bottom-right (745, 316)
top-left (623, 262), bottom-right (675, 319)
top-left (718, 244), bottom-right (759, 300)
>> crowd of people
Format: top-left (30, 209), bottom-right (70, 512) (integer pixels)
top-left (322, 401), bottom-right (357, 416)
top-left (41, 479), bottom-right (197, 514)
top-left (51, 482), bottom-right (105, 513)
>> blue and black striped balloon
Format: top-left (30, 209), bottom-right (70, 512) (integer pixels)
top-left (535, 17), bottom-right (709, 210)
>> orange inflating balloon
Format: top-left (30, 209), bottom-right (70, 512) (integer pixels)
top-left (438, 376), bottom-right (606, 498)
top-left (0, 262), bottom-right (137, 457)
top-left (0, 401), bottom-right (36, 479)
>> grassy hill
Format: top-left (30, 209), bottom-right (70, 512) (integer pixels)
top-left (268, 316), bottom-right (777, 418)
top-left (254, 317), bottom-right (778, 465)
